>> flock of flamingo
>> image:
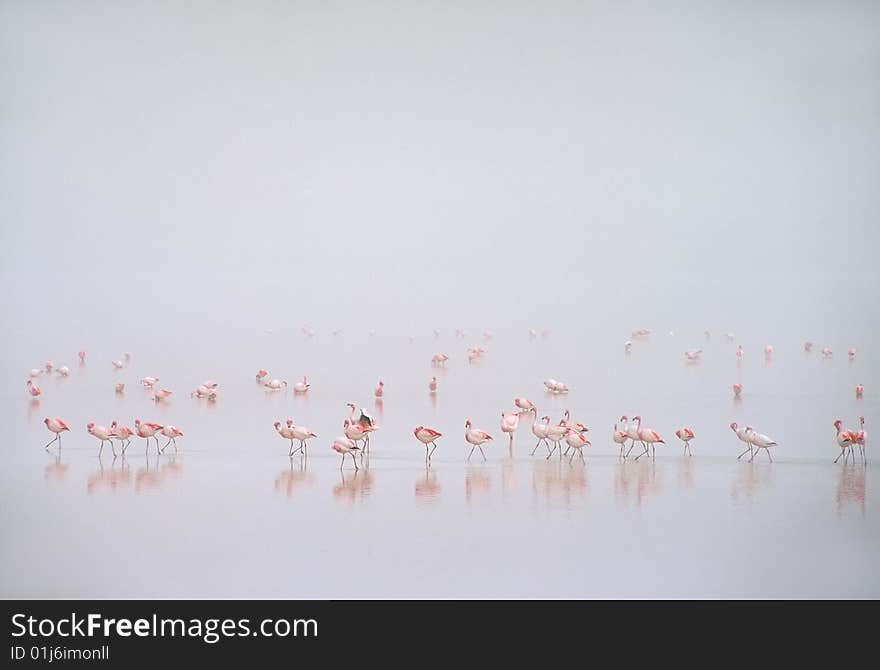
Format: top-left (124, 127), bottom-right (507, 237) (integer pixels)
top-left (28, 329), bottom-right (868, 470)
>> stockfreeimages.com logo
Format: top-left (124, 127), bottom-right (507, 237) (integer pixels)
top-left (11, 613), bottom-right (318, 644)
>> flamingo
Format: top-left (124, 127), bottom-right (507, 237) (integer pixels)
top-left (632, 415), bottom-right (665, 461)
top-left (202, 380), bottom-right (219, 389)
top-left (428, 376), bottom-right (438, 393)
top-left (78, 351), bottom-right (87, 363)
top-left (45, 361), bottom-right (54, 373)
top-left (112, 359), bottom-right (124, 369)
top-left (344, 419), bottom-right (370, 453)
top-left (191, 384), bottom-right (213, 398)
top-left (140, 376), bottom-right (159, 388)
top-left (564, 428), bottom-right (590, 464)
top-left (43, 417), bottom-right (70, 449)
top-left (530, 411), bottom-right (550, 456)
top-left (514, 397), bottom-right (536, 413)
top-left (29, 368), bottom-right (41, 378)
top-left (160, 425), bottom-right (184, 453)
top-left (733, 383), bottom-right (743, 397)
top-left (110, 421), bottom-right (134, 454)
top-left (833, 420), bottom-right (857, 464)
top-left (560, 409), bottom-right (589, 433)
top-left (255, 369), bottom-right (269, 382)
top-left (804, 341), bottom-right (813, 352)
top-left (374, 380), bottom-right (384, 398)
top-left (736, 345), bottom-right (743, 358)
top-left (26, 380), bottom-right (41, 397)
top-left (856, 384), bottom-right (864, 398)
top-left (675, 427), bottom-right (696, 456)
top-left (275, 421), bottom-right (299, 456)
top-left (500, 411), bottom-right (519, 449)
top-left (731, 422), bottom-right (753, 460)
top-left (134, 419), bottom-right (164, 454)
top-left (612, 420), bottom-right (628, 460)
top-left (286, 419), bottom-right (318, 455)
top-left (854, 416), bottom-right (867, 464)
top-left (746, 427), bottom-right (778, 462)
top-left (848, 348), bottom-right (857, 359)
top-left (115, 382), bottom-right (125, 393)
top-left (87, 422), bottom-right (116, 457)
top-left (624, 340), bottom-right (632, 353)
top-left (56, 365), bottom-right (70, 377)
top-left (464, 420), bottom-right (493, 461)
top-left (153, 388), bottom-right (173, 402)
top-left (346, 403), bottom-right (377, 451)
top-left (431, 353), bottom-right (449, 366)
top-left (544, 417), bottom-right (569, 459)
top-left (821, 347), bottom-right (833, 358)
top-left (764, 345), bottom-right (774, 357)
top-left (414, 426), bottom-right (442, 464)
top-left (293, 376), bottom-right (310, 393)
top-left (684, 349), bottom-right (702, 361)
top-left (332, 436), bottom-right (360, 470)
top-left (623, 415), bottom-right (641, 459)
top-left (264, 379), bottom-right (287, 390)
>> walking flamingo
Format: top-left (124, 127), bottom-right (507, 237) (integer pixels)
top-left (632, 416), bottom-right (665, 461)
top-left (514, 397), bottom-right (536, 413)
top-left (530, 411), bottom-right (550, 456)
top-left (464, 420), bottom-right (493, 461)
top-left (613, 420), bottom-right (628, 460)
top-left (110, 421), bottom-right (134, 454)
top-left (564, 428), bottom-right (590, 464)
top-left (275, 421), bottom-right (299, 456)
top-left (746, 427), bottom-right (778, 462)
top-left (833, 419), bottom-right (858, 464)
top-left (87, 422), bottom-right (116, 457)
top-left (26, 380), bottom-right (41, 397)
top-left (414, 426), bottom-right (442, 464)
top-left (43, 417), bottom-right (70, 450)
top-left (332, 436), bottom-right (361, 470)
top-left (544, 418), bottom-right (569, 459)
top-left (286, 419), bottom-right (318, 455)
top-left (374, 380), bottom-right (384, 398)
top-left (293, 377), bottom-right (310, 393)
top-left (675, 427), bottom-right (696, 456)
top-left (134, 419), bottom-right (164, 454)
top-left (731, 422), bottom-right (753, 460)
top-left (500, 411), bottom-right (519, 450)
top-left (160, 425), bottom-right (184, 453)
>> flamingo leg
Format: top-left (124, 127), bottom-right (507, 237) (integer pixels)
top-left (531, 440), bottom-right (542, 456)
top-left (111, 442), bottom-right (117, 458)
top-left (467, 446), bottom-right (475, 461)
top-left (479, 446), bottom-right (486, 461)
top-left (352, 453), bottom-right (359, 471)
top-left (766, 449), bottom-right (773, 463)
top-left (98, 441), bottom-right (103, 458)
top-left (737, 446), bottom-right (751, 460)
top-left (429, 443), bottom-right (438, 460)
top-left (340, 454), bottom-right (345, 469)
top-left (835, 449), bottom-right (844, 464)
top-left (43, 435), bottom-right (59, 450)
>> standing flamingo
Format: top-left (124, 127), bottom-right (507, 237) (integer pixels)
top-left (564, 428), bottom-right (590, 464)
top-left (733, 383), bottom-right (743, 397)
top-left (464, 420), bottom-right (493, 461)
top-left (344, 419), bottom-right (370, 453)
top-left (153, 388), bottom-right (173, 402)
top-left (332, 436), bottom-right (360, 470)
top-left (431, 353), bottom-right (449, 366)
top-left (110, 421), bottom-right (134, 454)
top-left (848, 348), bottom-right (857, 359)
top-left (286, 419), bottom-right (318, 455)
top-left (43, 417), bottom-right (70, 450)
top-left (675, 427), bottom-right (696, 456)
top-left (115, 382), bottom-right (125, 394)
top-left (414, 426), bottom-right (442, 464)
top-left (856, 384), bottom-right (864, 398)
top-left (803, 341), bottom-right (813, 352)
top-left (374, 380), bottom-right (384, 398)
top-left (530, 411), bottom-right (550, 456)
top-left (822, 347), bottom-right (833, 358)
top-left (613, 421), bottom-right (628, 460)
top-left (275, 421), bottom-right (299, 456)
top-left (731, 422), bottom-right (753, 460)
top-left (854, 416), bottom-right (867, 464)
top-left (26, 380), bottom-right (41, 397)
top-left (736, 345), bottom-right (743, 359)
top-left (78, 351), bottom-right (87, 363)
top-left (140, 377), bottom-right (159, 388)
top-left (500, 411), bottom-right (519, 450)
top-left (45, 361), bottom-right (55, 373)
top-left (764, 345), bottom-right (774, 357)
top-left (544, 418), bottom-right (569, 459)
top-left (746, 427), bottom-right (778, 462)
top-left (255, 369), bottom-right (269, 382)
top-left (160, 425), bottom-right (184, 453)
top-left (134, 419), bottom-right (164, 454)
top-left (623, 415), bottom-right (641, 459)
top-left (112, 359), bottom-right (124, 369)
top-left (428, 376), bottom-right (438, 393)
top-left (87, 422), bottom-right (116, 457)
top-left (632, 415), bottom-right (665, 461)
top-left (833, 419), bottom-right (857, 464)
top-left (347, 403), bottom-right (377, 451)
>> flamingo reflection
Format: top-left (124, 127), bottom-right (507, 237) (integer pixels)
top-left (87, 456), bottom-right (132, 494)
top-left (332, 469), bottom-right (375, 504)
top-left (44, 452), bottom-right (69, 485)
top-left (531, 459), bottom-right (588, 508)
top-left (465, 465), bottom-right (491, 504)
top-left (613, 461), bottom-right (659, 508)
top-left (274, 456), bottom-right (315, 498)
top-left (836, 465), bottom-right (866, 516)
top-left (415, 467), bottom-right (441, 504)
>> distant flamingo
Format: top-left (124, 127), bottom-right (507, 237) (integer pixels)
top-left (140, 377), bottom-right (159, 388)
top-left (115, 383), bottom-right (125, 394)
top-left (428, 376), bottom-right (438, 393)
top-left (736, 345), bottom-right (743, 358)
top-left (202, 381), bottom-right (219, 389)
top-left (464, 420), bottom-right (493, 461)
top-left (78, 351), bottom-right (87, 363)
top-left (624, 340), bottom-right (632, 353)
top-left (746, 427), bottom-right (778, 462)
top-left (731, 422), bottom-right (753, 460)
top-left (26, 380), bottom-right (41, 397)
top-left (613, 420), bottom-right (628, 460)
top-left (822, 347), bottom-right (833, 358)
top-left (110, 421), bottom-right (134, 454)
top-left (675, 427), bottom-right (696, 456)
top-left (135, 419), bottom-right (164, 454)
top-left (514, 397), bottom-right (536, 413)
top-left (45, 361), bottom-right (54, 373)
top-left (764, 345), bottom-right (773, 357)
top-left (264, 379), bottom-right (287, 390)
top-left (848, 348), bottom-right (857, 359)
top-left (632, 416), bottom-right (665, 461)
top-left (29, 368), bottom-right (41, 378)
top-left (500, 411), bottom-right (519, 449)
top-left (57, 365), bottom-right (70, 377)
top-left (856, 384), bottom-right (864, 398)
top-left (43, 417), bottom-right (70, 449)
top-left (332, 436), bottom-right (360, 470)
top-left (623, 415), bottom-right (641, 459)
top-left (530, 411), bottom-right (550, 456)
top-left (374, 380), bottom-right (384, 398)
top-left (275, 421), bottom-right (299, 456)
top-left (414, 426), bottom-right (442, 464)
top-left (293, 377), bottom-right (310, 393)
top-left (564, 428), bottom-right (590, 464)
top-left (153, 388), bottom-right (172, 402)
top-left (87, 422), bottom-right (116, 457)
top-left (255, 369), bottom-right (269, 382)
top-left (854, 417), bottom-right (867, 464)
top-left (286, 419), bottom-right (318, 455)
top-left (733, 383), bottom-right (742, 397)
top-left (160, 425), bottom-right (184, 453)
top-left (191, 385), bottom-right (213, 398)
top-left (803, 341), bottom-right (813, 352)
top-left (431, 353), bottom-right (449, 366)
top-left (684, 349), bottom-right (702, 361)
top-left (112, 359), bottom-right (124, 369)
top-left (344, 419), bottom-right (370, 452)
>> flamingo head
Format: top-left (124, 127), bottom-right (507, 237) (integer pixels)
top-left (833, 419), bottom-right (842, 429)
top-left (43, 418), bottom-right (49, 426)
top-left (346, 403), bottom-right (355, 411)
top-left (378, 380), bottom-right (383, 386)
top-left (274, 421), bottom-right (281, 429)
top-left (465, 420), bottom-right (472, 428)
top-left (633, 415), bottom-right (641, 422)
top-left (620, 415), bottom-right (628, 422)
top-left (87, 422), bottom-right (95, 430)
top-left (541, 415), bottom-right (550, 421)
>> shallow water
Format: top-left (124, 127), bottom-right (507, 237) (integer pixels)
top-left (1, 328), bottom-right (877, 598)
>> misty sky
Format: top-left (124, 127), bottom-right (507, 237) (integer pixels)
top-left (2, 0), bottom-right (878, 344)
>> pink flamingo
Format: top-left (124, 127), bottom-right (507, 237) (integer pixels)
top-left (564, 428), bottom-right (590, 464)
top-left (43, 417), bottom-right (70, 449)
top-left (854, 417), bottom-right (867, 464)
top-left (115, 382), bottom-right (125, 394)
top-left (255, 369), bottom-right (269, 382)
top-left (530, 410), bottom-right (550, 455)
top-left (45, 361), bottom-right (55, 373)
top-left (87, 422), bottom-right (116, 457)
top-left (632, 415), bottom-right (665, 461)
top-left (848, 348), bottom-right (857, 359)
top-left (26, 380), bottom-right (41, 397)
top-left (134, 419), bottom-right (164, 454)
top-left (623, 416), bottom-right (641, 459)
top-left (544, 418), bottom-right (569, 459)
top-left (153, 388), bottom-right (173, 402)
top-left (112, 359), bottom-right (124, 369)
top-left (675, 427), bottom-right (696, 456)
top-left (344, 419), bottom-right (370, 452)
top-left (764, 345), bottom-right (774, 357)
top-left (733, 383), bottom-right (743, 397)
top-left (464, 420), bottom-right (493, 461)
top-left (374, 380), bottom-right (384, 398)
top-left (856, 384), bottom-right (864, 398)
top-left (833, 419), bottom-right (858, 464)
top-left (560, 409), bottom-right (589, 433)
top-left (140, 376), bottom-right (159, 388)
top-left (731, 422), bottom-right (753, 460)
top-left (293, 376), bottom-right (310, 393)
top-left (746, 427), bottom-right (778, 462)
top-left (78, 351), bottom-right (87, 363)
top-left (736, 345), bottom-right (743, 358)
top-left (431, 353), bottom-right (449, 366)
top-left (191, 385), bottom-right (213, 398)
top-left (332, 436), bottom-right (360, 470)
top-left (286, 419), bottom-right (318, 455)
top-left (428, 376), bottom-right (438, 393)
top-left (500, 411), bottom-right (519, 449)
top-left (514, 397), bottom-right (536, 413)
top-left (202, 380), bottom-right (219, 389)
top-left (275, 421), bottom-right (299, 456)
top-left (264, 379), bottom-right (287, 390)
top-left (821, 347), bottom-right (833, 358)
top-left (414, 426), bottom-right (442, 464)
top-left (613, 420), bottom-right (628, 460)
top-left (346, 403), bottom-right (377, 451)
top-left (57, 365), bottom-right (70, 377)
top-left (110, 421), bottom-right (134, 454)
top-left (160, 425), bottom-right (184, 453)
top-left (803, 341), bottom-right (813, 352)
